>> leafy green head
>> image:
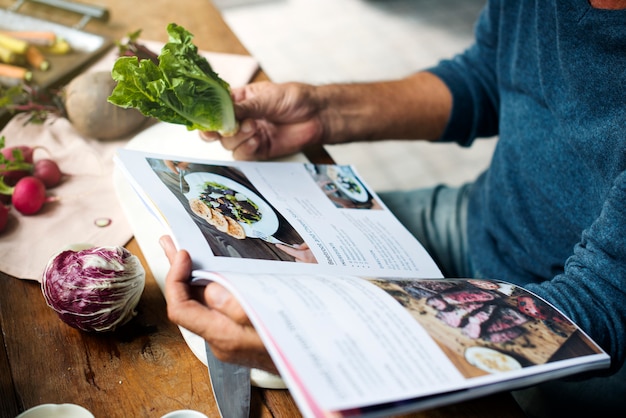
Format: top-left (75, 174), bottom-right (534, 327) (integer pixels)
top-left (108, 23), bottom-right (237, 136)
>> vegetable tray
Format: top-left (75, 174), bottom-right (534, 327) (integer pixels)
top-left (0, 8), bottom-right (112, 124)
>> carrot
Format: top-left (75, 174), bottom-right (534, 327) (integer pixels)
top-left (25, 45), bottom-right (49, 71)
top-left (0, 30), bottom-right (57, 46)
top-left (0, 33), bottom-right (29, 54)
top-left (0, 62), bottom-right (32, 81)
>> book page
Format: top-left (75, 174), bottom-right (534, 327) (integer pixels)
top-left (115, 149), bottom-right (443, 278)
top-left (198, 272), bottom-right (465, 413)
top-left (194, 273), bottom-right (610, 416)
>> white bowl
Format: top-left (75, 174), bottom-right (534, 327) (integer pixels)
top-left (16, 403), bottom-right (94, 418)
top-left (160, 410), bottom-right (208, 418)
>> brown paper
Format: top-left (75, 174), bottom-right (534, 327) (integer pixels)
top-left (0, 114), bottom-right (133, 280)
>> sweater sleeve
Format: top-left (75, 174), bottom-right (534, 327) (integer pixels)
top-left (525, 170), bottom-right (626, 373)
top-left (427, 1), bottom-right (501, 145)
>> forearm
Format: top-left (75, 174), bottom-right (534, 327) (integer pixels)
top-left (315, 71), bottom-right (452, 145)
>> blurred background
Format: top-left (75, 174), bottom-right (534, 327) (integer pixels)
top-left (213, 0), bottom-right (496, 192)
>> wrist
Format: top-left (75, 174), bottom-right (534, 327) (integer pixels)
top-left (312, 72), bottom-right (452, 145)
top-left (314, 83), bottom-right (376, 145)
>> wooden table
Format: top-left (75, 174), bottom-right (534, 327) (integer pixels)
top-left (0, 1), bottom-right (525, 417)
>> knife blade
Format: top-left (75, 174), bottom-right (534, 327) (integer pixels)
top-left (205, 341), bottom-right (251, 418)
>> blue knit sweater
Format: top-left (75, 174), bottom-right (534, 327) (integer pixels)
top-left (429, 0), bottom-right (626, 371)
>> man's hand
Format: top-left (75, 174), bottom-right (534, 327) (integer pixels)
top-left (160, 235), bottom-right (278, 373)
top-left (199, 73), bottom-right (452, 161)
top-left (199, 81), bottom-right (325, 161)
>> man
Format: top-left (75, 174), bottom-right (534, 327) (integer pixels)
top-left (162, 0), bottom-right (626, 415)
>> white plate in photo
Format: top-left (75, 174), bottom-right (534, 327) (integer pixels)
top-left (327, 166), bottom-right (369, 203)
top-left (183, 172), bottom-right (279, 238)
top-left (465, 346), bottom-right (522, 374)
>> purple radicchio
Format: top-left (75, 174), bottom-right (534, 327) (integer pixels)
top-left (41, 246), bottom-right (145, 332)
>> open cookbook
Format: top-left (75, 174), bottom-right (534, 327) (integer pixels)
top-left (114, 148), bottom-right (610, 418)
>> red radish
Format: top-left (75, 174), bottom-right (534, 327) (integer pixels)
top-left (33, 158), bottom-right (63, 188)
top-left (0, 145), bottom-right (35, 186)
top-left (0, 167), bottom-right (30, 187)
top-left (0, 202), bottom-right (9, 232)
top-left (11, 176), bottom-right (48, 215)
top-left (1, 145), bottom-right (35, 163)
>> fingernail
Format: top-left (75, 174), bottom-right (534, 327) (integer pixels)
top-left (199, 131), bottom-right (217, 142)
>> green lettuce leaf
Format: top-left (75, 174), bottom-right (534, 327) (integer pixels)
top-left (107, 23), bottom-right (237, 135)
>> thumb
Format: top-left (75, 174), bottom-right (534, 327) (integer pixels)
top-left (205, 283), bottom-right (250, 325)
top-left (232, 81), bottom-right (276, 120)
top-left (234, 97), bottom-right (267, 121)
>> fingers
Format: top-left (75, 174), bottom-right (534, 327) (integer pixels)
top-left (221, 119), bottom-right (256, 151)
top-left (197, 81), bottom-right (275, 158)
top-left (160, 235), bottom-right (246, 325)
top-left (197, 117), bottom-right (250, 144)
top-left (159, 235), bottom-right (278, 372)
top-left (198, 84), bottom-right (255, 144)
top-left (201, 286), bottom-right (274, 370)
top-left (160, 243), bottom-right (236, 343)
top-left (209, 323), bottom-right (278, 373)
top-left (197, 81), bottom-right (324, 161)
top-left (199, 121), bottom-right (263, 161)
top-left (198, 130), bottom-right (221, 142)
top-left (159, 235), bottom-right (178, 263)
top-left (160, 236), bottom-right (201, 324)
top-left (204, 283), bottom-right (251, 325)
top-left (230, 85), bottom-right (249, 102)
